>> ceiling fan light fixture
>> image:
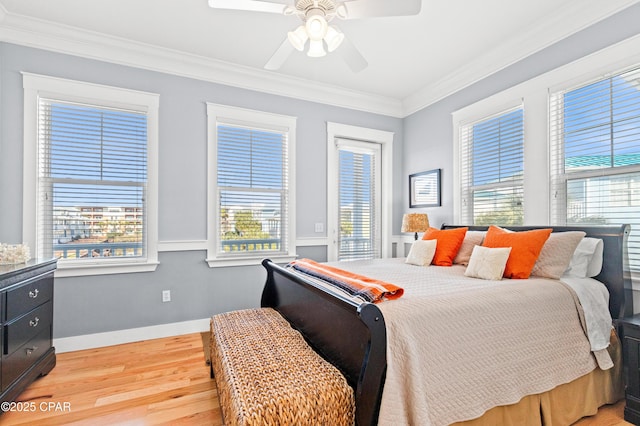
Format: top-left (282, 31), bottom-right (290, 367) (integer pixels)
top-left (307, 39), bottom-right (326, 57)
top-left (324, 26), bottom-right (344, 52)
top-left (305, 10), bottom-right (328, 41)
top-left (287, 25), bottom-right (308, 51)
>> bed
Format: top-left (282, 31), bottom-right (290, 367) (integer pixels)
top-left (260, 225), bottom-right (633, 425)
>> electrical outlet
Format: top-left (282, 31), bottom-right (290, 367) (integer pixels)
top-left (162, 290), bottom-right (171, 303)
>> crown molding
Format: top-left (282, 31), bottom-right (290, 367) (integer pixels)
top-left (0, 10), bottom-right (404, 117)
top-left (401, 0), bottom-right (640, 117)
top-left (0, 0), bottom-right (636, 119)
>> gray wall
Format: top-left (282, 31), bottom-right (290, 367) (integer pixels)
top-left (0, 43), bottom-right (403, 338)
top-left (403, 4), bottom-right (640, 228)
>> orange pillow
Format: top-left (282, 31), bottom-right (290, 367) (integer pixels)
top-left (482, 226), bottom-right (552, 279)
top-left (422, 227), bottom-right (468, 266)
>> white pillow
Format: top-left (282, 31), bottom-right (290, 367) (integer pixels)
top-left (406, 239), bottom-right (437, 266)
top-left (453, 231), bottom-right (486, 265)
top-left (531, 231), bottom-right (585, 279)
top-left (566, 237), bottom-right (604, 278)
top-left (464, 246), bottom-right (512, 280)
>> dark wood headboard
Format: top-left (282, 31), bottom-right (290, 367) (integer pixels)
top-left (442, 224), bottom-right (633, 320)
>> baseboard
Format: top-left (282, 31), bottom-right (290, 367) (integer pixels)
top-left (53, 318), bottom-right (211, 353)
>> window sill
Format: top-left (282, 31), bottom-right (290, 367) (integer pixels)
top-left (206, 255), bottom-right (297, 268)
top-left (54, 260), bottom-right (159, 278)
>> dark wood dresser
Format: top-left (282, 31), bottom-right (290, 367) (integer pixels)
top-left (0, 258), bottom-right (56, 404)
top-left (621, 314), bottom-right (640, 425)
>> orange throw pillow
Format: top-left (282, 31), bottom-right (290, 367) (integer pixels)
top-left (482, 226), bottom-right (552, 279)
top-left (422, 227), bottom-right (468, 266)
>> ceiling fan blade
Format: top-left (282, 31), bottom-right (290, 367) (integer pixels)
top-left (208, 0), bottom-right (289, 14)
top-left (341, 0), bottom-right (421, 19)
top-left (264, 38), bottom-right (295, 70)
top-left (337, 37), bottom-right (368, 73)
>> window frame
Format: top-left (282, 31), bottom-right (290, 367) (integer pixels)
top-left (206, 103), bottom-right (297, 267)
top-left (22, 73), bottom-right (159, 277)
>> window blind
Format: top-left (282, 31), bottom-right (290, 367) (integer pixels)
top-left (38, 99), bottom-right (148, 261)
top-left (337, 139), bottom-right (381, 261)
top-left (216, 123), bottom-right (288, 256)
top-left (550, 66), bottom-right (640, 273)
top-left (459, 107), bottom-right (524, 225)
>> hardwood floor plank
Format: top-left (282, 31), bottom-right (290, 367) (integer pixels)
top-left (94, 378), bottom-right (192, 406)
top-left (146, 389), bottom-right (219, 412)
top-left (0, 332), bottom-right (632, 425)
top-left (573, 401), bottom-right (632, 426)
top-left (63, 407), bottom-right (150, 426)
top-left (152, 408), bottom-right (224, 426)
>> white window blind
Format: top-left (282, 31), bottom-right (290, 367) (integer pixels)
top-left (459, 107), bottom-right (524, 225)
top-left (216, 122), bottom-right (289, 257)
top-left (337, 139), bottom-right (381, 261)
top-left (550, 65), bottom-right (640, 273)
top-left (38, 99), bottom-right (148, 262)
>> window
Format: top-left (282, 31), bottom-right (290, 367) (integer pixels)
top-left (206, 103), bottom-right (296, 267)
top-left (326, 122), bottom-right (393, 262)
top-left (452, 34), bottom-right (640, 283)
top-left (337, 139), bottom-right (381, 261)
top-left (23, 73), bottom-right (159, 277)
top-left (550, 66), bottom-right (640, 272)
top-left (459, 107), bottom-right (524, 225)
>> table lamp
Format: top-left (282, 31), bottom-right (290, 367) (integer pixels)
top-left (401, 213), bottom-right (430, 240)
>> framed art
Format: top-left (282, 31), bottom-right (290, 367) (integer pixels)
top-left (409, 169), bottom-right (441, 208)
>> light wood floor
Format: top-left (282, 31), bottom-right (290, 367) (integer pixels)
top-left (0, 332), bottom-right (633, 425)
top-left (1, 333), bottom-right (221, 425)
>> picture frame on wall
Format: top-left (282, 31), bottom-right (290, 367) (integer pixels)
top-left (409, 169), bottom-right (441, 208)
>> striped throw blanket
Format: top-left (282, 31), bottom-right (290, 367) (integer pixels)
top-left (288, 258), bottom-right (404, 303)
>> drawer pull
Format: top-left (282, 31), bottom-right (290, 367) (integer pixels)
top-left (29, 317), bottom-right (40, 327)
top-left (26, 346), bottom-right (38, 357)
top-left (29, 289), bottom-right (39, 298)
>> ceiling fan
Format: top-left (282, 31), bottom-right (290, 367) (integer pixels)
top-left (207, 0), bottom-right (422, 72)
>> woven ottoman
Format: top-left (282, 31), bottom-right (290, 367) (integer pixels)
top-left (210, 307), bottom-right (355, 426)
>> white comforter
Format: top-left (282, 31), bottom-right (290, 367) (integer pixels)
top-left (325, 259), bottom-right (613, 426)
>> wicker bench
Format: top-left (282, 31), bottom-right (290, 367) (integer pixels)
top-left (209, 308), bottom-right (355, 426)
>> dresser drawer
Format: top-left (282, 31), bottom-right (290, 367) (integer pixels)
top-left (4, 301), bottom-right (52, 356)
top-left (2, 327), bottom-right (51, 392)
top-left (5, 273), bottom-right (53, 321)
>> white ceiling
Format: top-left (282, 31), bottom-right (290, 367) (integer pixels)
top-left (0, 0), bottom-right (638, 116)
